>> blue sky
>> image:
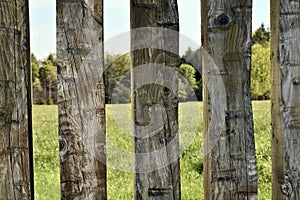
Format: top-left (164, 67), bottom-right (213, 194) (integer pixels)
top-left (29, 0), bottom-right (270, 59)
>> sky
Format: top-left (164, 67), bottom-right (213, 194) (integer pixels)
top-left (29, 0), bottom-right (270, 59)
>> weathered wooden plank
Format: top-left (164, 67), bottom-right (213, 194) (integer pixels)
top-left (131, 0), bottom-right (181, 199)
top-left (201, 0), bottom-right (258, 199)
top-left (0, 0), bottom-right (33, 199)
top-left (271, 0), bottom-right (300, 199)
top-left (57, 0), bottom-right (106, 199)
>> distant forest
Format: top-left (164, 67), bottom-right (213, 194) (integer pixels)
top-left (32, 24), bottom-right (270, 104)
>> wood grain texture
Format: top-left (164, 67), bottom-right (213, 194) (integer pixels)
top-left (57, 0), bottom-right (106, 199)
top-left (131, 0), bottom-right (181, 199)
top-left (0, 0), bottom-right (33, 199)
top-left (202, 0), bottom-right (258, 199)
top-left (271, 0), bottom-right (300, 199)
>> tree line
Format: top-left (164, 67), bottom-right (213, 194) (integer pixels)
top-left (32, 24), bottom-right (270, 105)
top-left (31, 53), bottom-right (57, 104)
top-left (181, 23), bottom-right (271, 101)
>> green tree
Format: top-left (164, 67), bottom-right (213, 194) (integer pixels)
top-left (251, 42), bottom-right (270, 100)
top-left (179, 64), bottom-right (197, 88)
top-left (31, 62), bottom-right (39, 82)
top-left (30, 53), bottom-right (58, 104)
top-left (182, 47), bottom-right (194, 62)
top-left (105, 53), bottom-right (131, 103)
top-left (47, 53), bottom-right (56, 66)
top-left (32, 62), bottom-right (42, 104)
top-left (39, 60), bottom-right (57, 104)
top-left (31, 53), bottom-right (39, 64)
top-left (32, 78), bottom-right (43, 104)
top-left (182, 47), bottom-right (202, 71)
top-left (31, 53), bottom-right (43, 104)
top-left (181, 48), bottom-right (203, 101)
top-left (252, 23), bottom-right (270, 46)
top-left (178, 64), bottom-right (198, 101)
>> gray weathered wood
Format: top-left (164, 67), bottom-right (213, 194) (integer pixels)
top-left (271, 0), bottom-right (300, 199)
top-left (0, 0), bottom-right (33, 199)
top-left (201, 0), bottom-right (258, 199)
top-left (131, 0), bottom-right (181, 199)
top-left (57, 0), bottom-right (106, 199)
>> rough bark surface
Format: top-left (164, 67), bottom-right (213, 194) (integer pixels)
top-left (57, 0), bottom-right (106, 199)
top-left (131, 0), bottom-right (181, 199)
top-left (0, 0), bottom-right (33, 199)
top-left (271, 0), bottom-right (300, 199)
top-left (202, 0), bottom-right (258, 199)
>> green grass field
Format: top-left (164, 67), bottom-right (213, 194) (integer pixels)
top-left (33, 101), bottom-right (271, 199)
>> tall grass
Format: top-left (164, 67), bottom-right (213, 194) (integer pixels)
top-left (33, 101), bottom-right (272, 199)
top-left (33, 106), bottom-right (60, 199)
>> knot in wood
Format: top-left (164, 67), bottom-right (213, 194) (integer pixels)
top-left (0, 111), bottom-right (4, 118)
top-left (214, 13), bottom-right (230, 26)
top-left (59, 138), bottom-right (67, 152)
top-left (281, 180), bottom-right (293, 197)
top-left (57, 63), bottom-right (62, 74)
top-left (162, 86), bottom-right (171, 96)
top-left (172, 98), bottom-right (178, 108)
top-left (96, 108), bottom-right (105, 117)
top-left (292, 77), bottom-right (300, 85)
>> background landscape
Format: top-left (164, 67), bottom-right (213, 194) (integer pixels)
top-left (32, 26), bottom-right (272, 199)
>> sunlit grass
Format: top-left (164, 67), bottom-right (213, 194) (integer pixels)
top-left (33, 105), bottom-right (60, 199)
top-left (33, 101), bottom-right (272, 199)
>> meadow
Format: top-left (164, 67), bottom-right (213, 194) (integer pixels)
top-left (33, 101), bottom-right (271, 199)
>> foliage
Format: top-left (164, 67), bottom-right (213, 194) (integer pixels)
top-left (31, 53), bottom-right (38, 64)
top-left (31, 53), bottom-right (57, 104)
top-left (104, 53), bottom-right (131, 104)
top-left (31, 51), bottom-right (206, 104)
top-left (181, 48), bottom-right (203, 101)
top-left (251, 42), bottom-right (271, 100)
top-left (182, 47), bottom-right (202, 71)
top-left (31, 32), bottom-right (272, 105)
top-left (47, 53), bottom-right (57, 66)
top-left (178, 64), bottom-right (198, 101)
top-left (34, 101), bottom-right (272, 199)
top-left (32, 62), bottom-right (39, 82)
top-left (252, 23), bottom-right (270, 46)
top-left (252, 101), bottom-right (272, 199)
top-left (179, 64), bottom-right (198, 89)
top-left (103, 52), bottom-right (203, 103)
top-left (179, 27), bottom-right (272, 102)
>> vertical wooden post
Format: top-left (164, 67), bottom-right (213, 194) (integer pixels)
top-left (271, 0), bottom-right (300, 199)
top-left (0, 0), bottom-right (34, 199)
top-left (57, 0), bottom-right (106, 199)
top-left (131, 0), bottom-right (181, 199)
top-left (201, 0), bottom-right (258, 199)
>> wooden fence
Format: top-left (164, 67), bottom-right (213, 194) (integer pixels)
top-left (0, 0), bottom-right (299, 199)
